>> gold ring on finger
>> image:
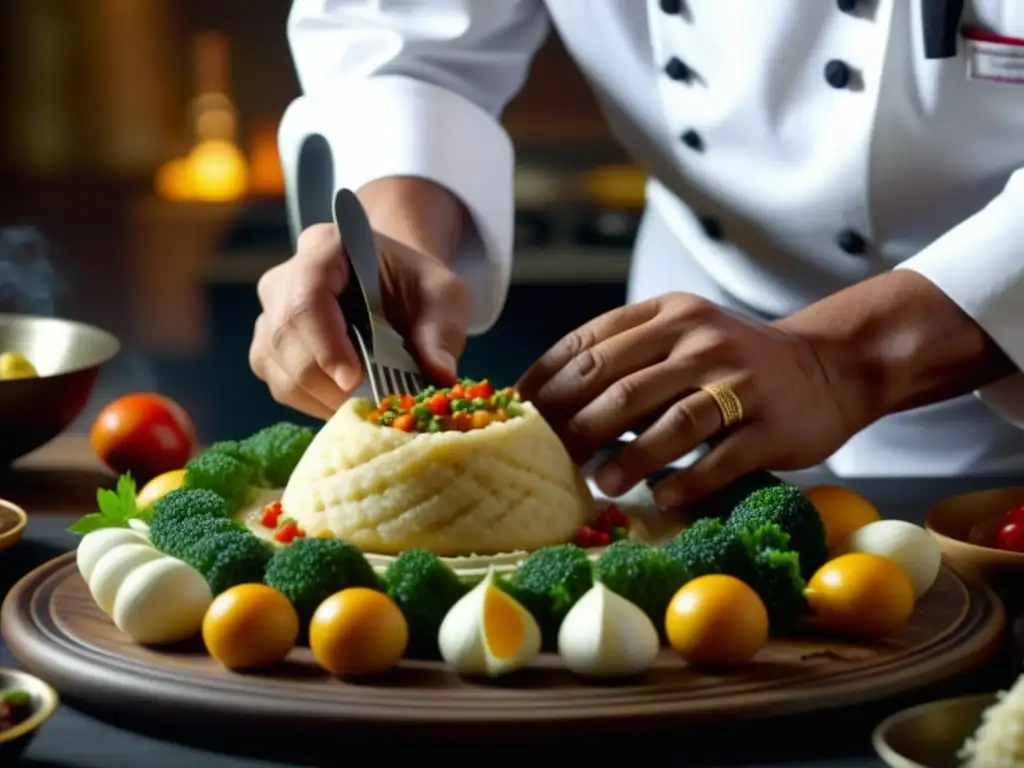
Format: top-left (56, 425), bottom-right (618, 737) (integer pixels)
top-left (701, 382), bottom-right (744, 428)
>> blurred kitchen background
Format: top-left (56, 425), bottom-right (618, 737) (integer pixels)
top-left (0, 0), bottom-right (644, 441)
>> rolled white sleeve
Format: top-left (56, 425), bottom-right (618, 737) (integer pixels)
top-left (897, 168), bottom-right (1024, 428)
top-left (281, 0), bottom-right (550, 334)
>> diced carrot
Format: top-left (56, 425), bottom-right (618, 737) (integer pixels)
top-left (450, 384), bottom-right (464, 398)
top-left (399, 394), bottom-right (416, 411)
top-left (367, 409), bottom-right (382, 424)
top-left (393, 413), bottom-right (415, 432)
top-left (452, 412), bottom-right (473, 431)
top-left (491, 410), bottom-right (508, 422)
top-left (426, 393), bottom-right (450, 415)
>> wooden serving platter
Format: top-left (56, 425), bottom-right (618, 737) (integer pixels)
top-left (0, 552), bottom-right (1006, 742)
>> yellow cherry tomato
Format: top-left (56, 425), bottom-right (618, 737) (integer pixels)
top-left (135, 468), bottom-right (187, 509)
top-left (806, 553), bottom-right (915, 640)
top-left (202, 584), bottom-right (299, 670)
top-left (665, 574), bottom-right (769, 667)
top-left (309, 588), bottom-right (408, 676)
top-left (804, 485), bottom-right (881, 551)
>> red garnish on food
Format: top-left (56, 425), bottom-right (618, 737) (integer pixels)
top-left (450, 383), bottom-right (464, 398)
top-left (426, 393), bottom-right (450, 415)
top-left (274, 521), bottom-right (303, 544)
top-left (392, 413), bottom-right (415, 432)
top-left (576, 505), bottom-right (630, 548)
top-left (595, 505), bottom-right (630, 533)
top-left (465, 380), bottom-right (495, 400)
top-left (260, 501), bottom-right (283, 528)
top-left (576, 526), bottom-right (598, 548)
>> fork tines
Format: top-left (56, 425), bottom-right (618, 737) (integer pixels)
top-left (371, 362), bottom-right (426, 399)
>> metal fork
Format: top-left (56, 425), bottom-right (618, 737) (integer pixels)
top-left (333, 188), bottom-right (428, 402)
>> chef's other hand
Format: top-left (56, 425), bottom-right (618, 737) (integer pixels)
top-left (517, 292), bottom-right (855, 508)
top-left (250, 223), bottom-right (470, 420)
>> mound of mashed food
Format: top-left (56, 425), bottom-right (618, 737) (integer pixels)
top-left (280, 380), bottom-right (592, 557)
top-left (959, 674), bottom-right (1024, 767)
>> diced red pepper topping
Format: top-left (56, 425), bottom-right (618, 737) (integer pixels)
top-left (370, 379), bottom-right (521, 433)
top-left (592, 530), bottom-right (612, 547)
top-left (594, 505), bottom-right (630, 533)
top-left (274, 521), bottom-right (304, 544)
top-left (576, 525), bottom-right (598, 548)
top-left (260, 501), bottom-right (283, 529)
top-left (465, 380), bottom-right (495, 400)
top-left (426, 393), bottom-right (450, 415)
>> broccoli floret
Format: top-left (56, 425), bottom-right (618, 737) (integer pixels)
top-left (264, 538), bottom-right (379, 624)
top-left (737, 521), bottom-right (792, 552)
top-left (384, 548), bottom-right (468, 659)
top-left (181, 530), bottom-right (273, 595)
top-left (207, 440), bottom-right (260, 468)
top-left (183, 450), bottom-right (258, 513)
top-left (728, 483), bottom-right (828, 578)
top-left (240, 422), bottom-right (315, 487)
top-left (689, 469), bottom-right (784, 518)
top-left (594, 540), bottom-right (691, 628)
top-left (511, 544), bottom-right (594, 646)
top-left (663, 517), bottom-right (756, 581)
top-left (148, 488), bottom-right (241, 559)
top-left (749, 547), bottom-right (809, 631)
top-left (665, 518), bottom-right (806, 630)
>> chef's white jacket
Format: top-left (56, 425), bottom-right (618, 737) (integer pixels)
top-left (279, 0), bottom-right (1024, 476)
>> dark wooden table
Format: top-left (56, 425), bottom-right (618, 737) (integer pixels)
top-left (1, 437), bottom-right (1020, 768)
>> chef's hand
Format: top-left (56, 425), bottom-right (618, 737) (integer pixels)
top-left (517, 293), bottom-right (857, 508)
top-left (249, 181), bottom-right (470, 420)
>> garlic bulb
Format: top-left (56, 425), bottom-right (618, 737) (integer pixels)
top-left (558, 582), bottom-right (660, 678)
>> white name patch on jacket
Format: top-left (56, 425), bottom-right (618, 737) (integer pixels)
top-left (964, 26), bottom-right (1024, 84)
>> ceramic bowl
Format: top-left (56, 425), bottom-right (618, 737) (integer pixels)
top-left (0, 499), bottom-right (27, 553)
top-left (0, 668), bottom-right (60, 762)
top-left (0, 313), bottom-right (120, 467)
top-left (925, 486), bottom-right (1024, 608)
top-left (873, 692), bottom-right (996, 768)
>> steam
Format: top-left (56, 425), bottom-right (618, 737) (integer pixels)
top-left (0, 227), bottom-right (63, 316)
top-left (0, 226), bottom-right (160, 431)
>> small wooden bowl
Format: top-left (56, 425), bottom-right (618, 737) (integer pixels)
top-left (925, 487), bottom-right (1024, 608)
top-left (0, 499), bottom-right (27, 553)
top-left (873, 693), bottom-right (996, 768)
top-left (0, 668), bottom-right (60, 762)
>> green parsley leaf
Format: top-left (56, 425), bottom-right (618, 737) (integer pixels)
top-left (67, 473), bottom-right (145, 535)
top-left (67, 513), bottom-right (120, 535)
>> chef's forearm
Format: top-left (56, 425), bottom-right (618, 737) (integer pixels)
top-left (776, 270), bottom-right (1017, 428)
top-left (358, 176), bottom-right (467, 266)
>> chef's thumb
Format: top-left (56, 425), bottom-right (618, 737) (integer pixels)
top-left (410, 302), bottom-right (468, 385)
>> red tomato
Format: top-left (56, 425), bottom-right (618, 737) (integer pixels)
top-left (1003, 504), bottom-right (1024, 527)
top-left (997, 520), bottom-right (1024, 553)
top-left (90, 393), bottom-right (196, 482)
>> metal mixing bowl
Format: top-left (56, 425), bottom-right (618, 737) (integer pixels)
top-left (0, 314), bottom-right (120, 467)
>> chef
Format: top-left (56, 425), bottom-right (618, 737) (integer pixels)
top-left (251, 0), bottom-right (1024, 506)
